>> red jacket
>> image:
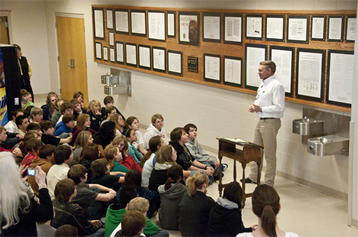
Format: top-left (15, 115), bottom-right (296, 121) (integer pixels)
top-left (120, 154), bottom-right (142, 173)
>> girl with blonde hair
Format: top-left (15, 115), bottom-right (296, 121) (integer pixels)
top-left (86, 99), bottom-right (103, 131)
top-left (69, 130), bottom-right (93, 167)
top-left (109, 113), bottom-right (124, 135)
top-left (71, 113), bottom-right (96, 146)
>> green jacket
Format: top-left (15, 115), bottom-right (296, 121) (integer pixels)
top-left (104, 204), bottom-right (158, 237)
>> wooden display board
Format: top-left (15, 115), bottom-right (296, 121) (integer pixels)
top-left (92, 5), bottom-right (355, 113)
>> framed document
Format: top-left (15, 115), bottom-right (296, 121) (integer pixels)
top-left (138, 45), bottom-right (151, 70)
top-left (245, 44), bottom-right (267, 90)
top-left (178, 12), bottom-right (200, 46)
top-left (152, 47), bottom-right (166, 72)
top-left (204, 54), bottom-right (221, 83)
top-left (245, 15), bottom-right (263, 40)
top-left (202, 13), bottom-right (221, 42)
top-left (346, 16), bottom-right (356, 42)
top-left (109, 32), bottom-right (115, 46)
top-left (168, 50), bottom-right (183, 76)
top-left (187, 56), bottom-right (198, 73)
top-left (265, 15), bottom-right (285, 42)
top-left (311, 16), bottom-right (326, 41)
top-left (167, 12), bottom-right (176, 38)
top-left (287, 15), bottom-right (309, 43)
top-left (93, 8), bottom-right (105, 39)
top-left (148, 11), bottom-right (166, 41)
top-left (326, 50), bottom-right (353, 107)
top-left (269, 46), bottom-right (294, 96)
top-left (328, 16), bottom-right (343, 41)
top-left (106, 9), bottom-right (113, 30)
top-left (223, 56), bottom-right (242, 87)
top-left (125, 43), bottom-right (137, 67)
top-left (223, 14), bottom-right (243, 45)
top-left (115, 10), bottom-right (129, 34)
top-left (131, 10), bottom-right (146, 36)
top-left (95, 42), bottom-right (102, 60)
top-left (103, 46), bottom-right (109, 61)
top-left (115, 41), bottom-right (124, 64)
top-left (296, 48), bottom-right (325, 102)
top-left (110, 48), bottom-right (115, 63)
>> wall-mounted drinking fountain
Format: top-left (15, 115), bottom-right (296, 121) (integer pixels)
top-left (292, 116), bottom-right (323, 136)
top-left (101, 68), bottom-right (131, 96)
top-left (307, 135), bottom-right (349, 156)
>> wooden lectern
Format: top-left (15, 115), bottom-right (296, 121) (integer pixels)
top-left (216, 138), bottom-right (263, 204)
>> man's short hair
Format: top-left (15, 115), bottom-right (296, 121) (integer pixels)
top-left (105, 107), bottom-right (116, 116)
top-left (183, 123), bottom-right (197, 134)
top-left (54, 178), bottom-right (76, 202)
top-left (10, 108), bottom-right (23, 119)
top-left (91, 159), bottom-right (108, 178)
top-left (126, 197), bottom-right (149, 213)
top-left (39, 144), bottom-right (56, 158)
top-left (121, 211), bottom-right (146, 237)
top-left (15, 115), bottom-right (27, 127)
top-left (70, 99), bottom-right (81, 106)
top-left (54, 224), bottom-right (78, 237)
top-left (25, 138), bottom-right (42, 153)
top-left (60, 101), bottom-right (74, 114)
top-left (103, 95), bottom-right (114, 105)
top-left (62, 114), bottom-right (74, 124)
top-left (260, 60), bottom-right (276, 73)
top-left (170, 127), bottom-right (184, 143)
top-left (30, 107), bottom-right (43, 116)
top-left (54, 145), bottom-right (72, 165)
top-left (68, 164), bottom-right (87, 184)
top-left (20, 89), bottom-right (30, 98)
top-left (151, 113), bottom-right (164, 125)
top-left (26, 123), bottom-right (42, 132)
top-left (41, 121), bottom-right (54, 131)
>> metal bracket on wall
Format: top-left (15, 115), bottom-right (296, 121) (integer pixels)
top-left (101, 68), bottom-right (131, 96)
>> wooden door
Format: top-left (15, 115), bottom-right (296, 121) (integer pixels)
top-left (0, 16), bottom-right (10, 44)
top-left (56, 16), bottom-right (88, 105)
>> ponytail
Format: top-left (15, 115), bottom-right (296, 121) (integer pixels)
top-left (140, 136), bottom-right (162, 168)
top-left (261, 205), bottom-right (277, 237)
top-left (164, 164), bottom-right (183, 191)
top-left (186, 172), bottom-right (207, 197)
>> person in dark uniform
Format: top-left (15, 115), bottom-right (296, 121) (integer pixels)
top-left (14, 44), bottom-right (34, 102)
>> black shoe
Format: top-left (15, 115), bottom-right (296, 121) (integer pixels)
top-left (240, 177), bottom-right (257, 184)
top-left (214, 173), bottom-right (224, 181)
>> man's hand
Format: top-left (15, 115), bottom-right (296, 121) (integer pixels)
top-left (249, 104), bottom-right (261, 113)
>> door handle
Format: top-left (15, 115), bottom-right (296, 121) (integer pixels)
top-left (67, 59), bottom-right (75, 69)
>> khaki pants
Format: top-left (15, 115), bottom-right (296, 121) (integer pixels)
top-left (249, 118), bottom-right (281, 186)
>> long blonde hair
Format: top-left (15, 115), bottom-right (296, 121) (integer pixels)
top-left (0, 152), bottom-right (30, 229)
top-left (186, 171), bottom-right (208, 197)
top-left (156, 145), bottom-right (176, 166)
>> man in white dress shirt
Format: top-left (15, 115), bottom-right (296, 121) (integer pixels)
top-left (245, 60), bottom-right (285, 186)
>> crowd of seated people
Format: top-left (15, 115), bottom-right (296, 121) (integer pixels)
top-left (0, 90), bottom-right (298, 237)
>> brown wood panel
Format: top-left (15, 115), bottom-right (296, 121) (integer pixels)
top-left (92, 5), bottom-right (355, 113)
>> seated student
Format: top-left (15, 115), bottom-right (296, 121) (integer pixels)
top-left (118, 211), bottom-right (147, 237)
top-left (158, 164), bottom-right (187, 230)
top-left (93, 121), bottom-right (116, 157)
top-left (47, 145), bottom-right (73, 199)
top-left (110, 197), bottom-right (169, 237)
top-left (51, 99), bottom-right (64, 124)
top-left (110, 113), bottom-right (125, 135)
top-left (87, 99), bottom-right (103, 131)
top-left (141, 136), bottom-right (165, 188)
top-left (41, 92), bottom-right (58, 121)
top-left (15, 115), bottom-right (30, 137)
top-left (207, 181), bottom-right (252, 236)
top-left (123, 116), bottom-right (147, 155)
top-left (53, 224), bottom-right (79, 237)
top-left (29, 107), bottom-right (43, 124)
top-left (55, 101), bottom-right (74, 125)
top-left (20, 89), bottom-right (35, 109)
top-left (73, 91), bottom-right (87, 113)
top-left (91, 158), bottom-right (125, 192)
top-left (41, 121), bottom-right (72, 146)
top-left (19, 130), bottom-right (41, 155)
top-left (0, 126), bottom-right (23, 158)
top-left (71, 113), bottom-right (96, 146)
top-left (124, 169), bottom-right (160, 219)
top-left (105, 144), bottom-right (129, 174)
top-left (169, 127), bottom-right (215, 184)
top-left (111, 134), bottom-right (142, 172)
top-left (144, 114), bottom-right (169, 150)
top-left (184, 123), bottom-right (228, 177)
top-left (51, 178), bottom-right (104, 236)
top-left (54, 114), bottom-right (75, 137)
top-left (105, 186), bottom-right (138, 237)
top-left (4, 108), bottom-right (24, 133)
top-left (71, 98), bottom-right (83, 120)
top-left (68, 164), bottom-right (117, 220)
top-left (179, 172), bottom-right (215, 237)
top-left (26, 123), bottom-right (44, 138)
top-left (101, 95), bottom-right (125, 121)
top-left (20, 138), bottom-right (42, 171)
top-left (79, 143), bottom-right (101, 183)
top-left (28, 144), bottom-right (56, 196)
top-left (123, 128), bottom-right (143, 164)
top-left (236, 185), bottom-right (299, 237)
top-left (70, 131), bottom-right (93, 167)
top-left (101, 107), bottom-right (117, 125)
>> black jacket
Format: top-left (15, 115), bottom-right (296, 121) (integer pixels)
top-left (170, 141), bottom-right (195, 170)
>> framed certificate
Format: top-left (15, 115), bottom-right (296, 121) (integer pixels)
top-left (178, 12), bottom-right (200, 46)
top-left (95, 42), bottom-right (102, 60)
top-left (131, 10), bottom-right (146, 36)
top-left (103, 46), bottom-right (108, 61)
top-left (93, 8), bottom-right (105, 39)
top-left (265, 15), bottom-right (285, 42)
top-left (245, 44), bottom-right (267, 90)
top-left (115, 41), bottom-right (124, 64)
top-left (152, 47), bottom-right (166, 72)
top-left (106, 9), bottom-right (113, 30)
top-left (148, 11), bottom-right (166, 41)
top-left (346, 16), bottom-right (356, 42)
top-left (245, 15), bottom-right (263, 40)
top-left (328, 16), bottom-right (343, 41)
top-left (109, 32), bottom-right (115, 46)
top-left (287, 15), bottom-right (309, 43)
top-left (202, 13), bottom-right (221, 42)
top-left (110, 48), bottom-right (115, 63)
top-left (223, 14), bottom-right (243, 45)
top-left (167, 12), bottom-right (176, 38)
top-left (138, 45), bottom-right (151, 70)
top-left (204, 53), bottom-right (221, 83)
top-left (296, 48), bottom-right (325, 102)
top-left (311, 16), bottom-right (326, 41)
top-left (168, 50), bottom-right (183, 76)
top-left (223, 56), bottom-right (242, 87)
top-left (115, 10), bottom-right (129, 34)
top-left (125, 43), bottom-right (137, 67)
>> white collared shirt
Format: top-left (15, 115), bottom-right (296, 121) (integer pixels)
top-left (254, 75), bottom-right (285, 118)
